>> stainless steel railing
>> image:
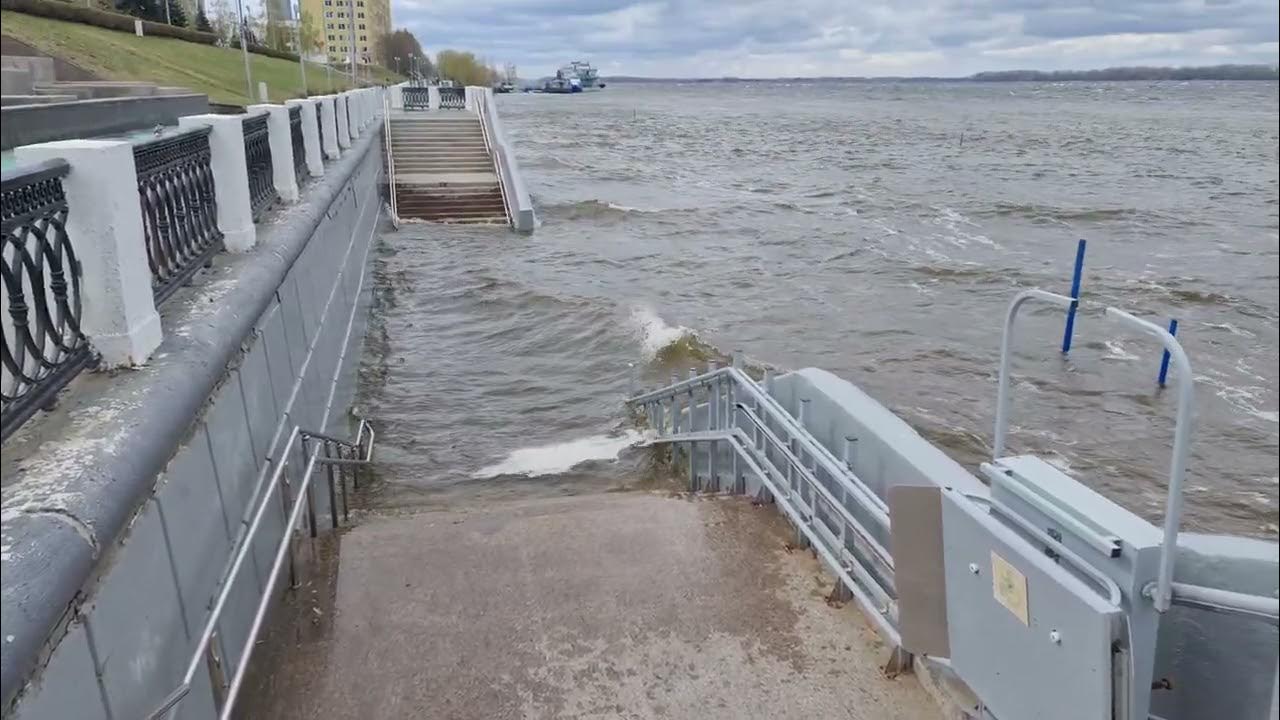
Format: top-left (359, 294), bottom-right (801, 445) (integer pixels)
top-left (627, 355), bottom-right (901, 647)
top-left (147, 420), bottom-right (374, 720)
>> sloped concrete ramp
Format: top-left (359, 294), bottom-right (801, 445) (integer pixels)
top-left (242, 492), bottom-right (940, 720)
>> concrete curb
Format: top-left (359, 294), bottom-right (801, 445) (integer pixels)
top-left (0, 126), bottom-right (383, 709)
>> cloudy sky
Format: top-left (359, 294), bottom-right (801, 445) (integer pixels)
top-left (388, 0), bottom-right (1280, 78)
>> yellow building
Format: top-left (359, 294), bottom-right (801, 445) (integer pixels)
top-left (300, 0), bottom-right (391, 66)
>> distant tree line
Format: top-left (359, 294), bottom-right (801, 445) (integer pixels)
top-left (971, 65), bottom-right (1278, 81)
top-left (435, 49), bottom-right (499, 86)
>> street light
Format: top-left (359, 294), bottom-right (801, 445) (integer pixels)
top-left (395, 56), bottom-right (401, 75)
top-left (235, 0), bottom-right (253, 101)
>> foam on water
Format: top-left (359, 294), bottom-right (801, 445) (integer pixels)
top-left (630, 306), bottom-right (692, 359)
top-left (471, 430), bottom-right (646, 478)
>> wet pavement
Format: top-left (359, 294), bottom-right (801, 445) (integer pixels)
top-left (239, 491), bottom-right (941, 719)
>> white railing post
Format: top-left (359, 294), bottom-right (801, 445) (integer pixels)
top-left (246, 105), bottom-right (299, 203)
top-left (13, 140), bottom-right (162, 367)
top-left (428, 86), bottom-right (440, 110)
top-left (345, 91), bottom-right (360, 139)
top-left (286, 98), bottom-right (324, 177)
top-left (335, 94), bottom-right (351, 149)
top-left (178, 114), bottom-right (256, 252)
top-left (317, 95), bottom-right (340, 160)
top-left (391, 84), bottom-right (404, 110)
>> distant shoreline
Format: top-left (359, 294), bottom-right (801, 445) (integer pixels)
top-left (602, 64), bottom-right (1278, 83)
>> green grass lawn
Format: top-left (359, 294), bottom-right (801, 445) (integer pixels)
top-left (2, 10), bottom-right (401, 105)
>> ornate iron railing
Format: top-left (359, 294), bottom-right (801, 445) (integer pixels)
top-left (133, 127), bottom-right (224, 304)
top-left (439, 86), bottom-right (465, 109)
top-left (242, 113), bottom-right (277, 221)
top-left (289, 105), bottom-right (306, 187)
top-left (403, 86), bottom-right (429, 111)
top-left (2, 159), bottom-right (93, 441)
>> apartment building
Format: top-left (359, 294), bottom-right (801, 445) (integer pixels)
top-left (300, 0), bottom-right (391, 65)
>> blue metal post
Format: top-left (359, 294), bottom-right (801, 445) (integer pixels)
top-left (1158, 319), bottom-right (1179, 387)
top-left (1061, 238), bottom-right (1087, 353)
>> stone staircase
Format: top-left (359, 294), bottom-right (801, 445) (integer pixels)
top-left (387, 113), bottom-right (509, 224)
top-left (2, 56), bottom-right (189, 106)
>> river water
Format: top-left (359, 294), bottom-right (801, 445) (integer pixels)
top-left (360, 81), bottom-right (1279, 538)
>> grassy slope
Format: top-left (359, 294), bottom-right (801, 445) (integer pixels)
top-left (1, 10), bottom-right (400, 105)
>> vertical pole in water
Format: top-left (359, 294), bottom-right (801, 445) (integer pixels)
top-left (1061, 239), bottom-right (1087, 353)
top-left (1158, 319), bottom-right (1179, 387)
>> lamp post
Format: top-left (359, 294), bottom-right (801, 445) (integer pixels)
top-left (235, 0), bottom-right (253, 101)
top-left (395, 56), bottom-right (401, 75)
top-left (293, 0), bottom-right (307, 94)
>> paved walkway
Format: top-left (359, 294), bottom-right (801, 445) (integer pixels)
top-left (241, 492), bottom-right (940, 720)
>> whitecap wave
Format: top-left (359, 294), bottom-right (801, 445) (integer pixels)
top-left (471, 430), bottom-right (646, 478)
top-left (1102, 340), bottom-right (1140, 361)
top-left (630, 306), bottom-right (692, 359)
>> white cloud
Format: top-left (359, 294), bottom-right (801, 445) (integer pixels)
top-left (390, 0), bottom-right (1280, 77)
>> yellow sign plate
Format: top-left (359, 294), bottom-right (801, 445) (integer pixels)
top-left (991, 551), bottom-right (1029, 625)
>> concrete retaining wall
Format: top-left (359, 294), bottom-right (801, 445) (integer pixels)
top-left (1, 127), bottom-right (383, 719)
top-left (0, 93), bottom-right (209, 150)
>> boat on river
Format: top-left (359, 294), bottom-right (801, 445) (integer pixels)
top-left (541, 60), bottom-right (606, 93)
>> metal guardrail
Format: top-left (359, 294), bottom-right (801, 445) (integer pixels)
top-left (241, 113), bottom-right (277, 222)
top-left (133, 126), bottom-right (225, 304)
top-left (147, 419), bottom-right (375, 720)
top-left (439, 86), bottom-right (465, 109)
top-left (627, 357), bottom-right (901, 647)
top-left (403, 86), bottom-right (429, 111)
top-left (382, 94), bottom-right (399, 223)
top-left (288, 104), bottom-right (306, 188)
top-left (1, 159), bottom-right (94, 441)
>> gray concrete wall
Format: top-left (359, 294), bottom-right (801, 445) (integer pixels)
top-left (1, 128), bottom-right (383, 720)
top-left (0, 94), bottom-right (209, 150)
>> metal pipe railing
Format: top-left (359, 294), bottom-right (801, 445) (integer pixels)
top-left (630, 365), bottom-right (888, 521)
top-left (734, 403), bottom-right (894, 573)
top-left (1171, 582), bottom-right (1280, 623)
top-left (1103, 307), bottom-right (1195, 614)
top-left (217, 445), bottom-right (323, 719)
top-left (991, 289), bottom-right (1199, 615)
top-left (718, 432), bottom-right (901, 646)
top-left (147, 419), bottom-right (375, 719)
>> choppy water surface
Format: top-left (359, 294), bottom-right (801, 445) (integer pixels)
top-left (360, 81), bottom-right (1279, 537)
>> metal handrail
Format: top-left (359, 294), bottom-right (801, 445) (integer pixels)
top-left (991, 289), bottom-right (1198, 614)
top-left (147, 420), bottom-right (375, 720)
top-left (964, 492), bottom-right (1124, 606)
top-left (472, 88), bottom-right (514, 228)
top-left (631, 366), bottom-right (889, 519)
top-left (721, 431), bottom-right (902, 646)
top-left (629, 364), bottom-right (903, 647)
top-left (734, 403), bottom-right (894, 572)
top-left (382, 95), bottom-right (399, 223)
top-left (1103, 307), bottom-right (1194, 613)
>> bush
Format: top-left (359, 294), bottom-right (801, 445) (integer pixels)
top-left (2, 0), bottom-right (306, 64)
top-left (1, 0), bottom-right (218, 43)
top-left (229, 38), bottom-right (299, 63)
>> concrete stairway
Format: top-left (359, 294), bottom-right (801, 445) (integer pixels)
top-left (2, 56), bottom-right (189, 103)
top-left (387, 113), bottom-right (508, 224)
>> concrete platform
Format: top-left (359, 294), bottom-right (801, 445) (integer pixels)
top-left (240, 493), bottom-right (941, 720)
